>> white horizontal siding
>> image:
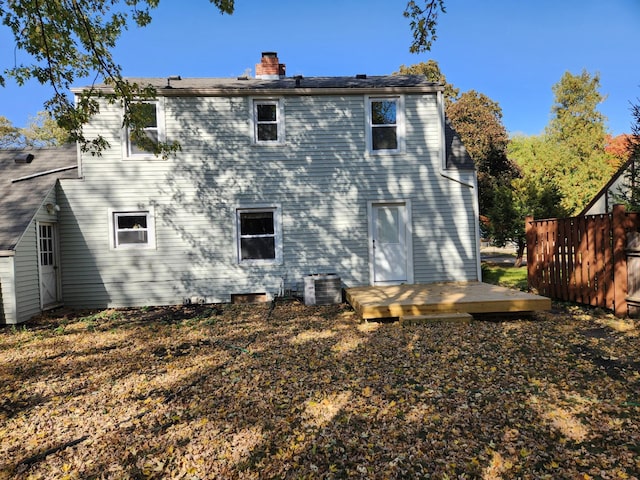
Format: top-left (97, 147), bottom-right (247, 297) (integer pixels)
top-left (0, 187), bottom-right (60, 324)
top-left (60, 91), bottom-right (478, 308)
top-left (0, 257), bottom-right (16, 324)
top-left (13, 188), bottom-right (63, 322)
top-left (14, 219), bottom-right (40, 322)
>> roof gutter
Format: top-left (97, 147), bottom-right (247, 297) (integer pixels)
top-left (11, 165), bottom-right (78, 183)
top-left (70, 86), bottom-right (443, 97)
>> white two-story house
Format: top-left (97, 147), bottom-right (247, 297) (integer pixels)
top-left (1, 52), bottom-right (480, 321)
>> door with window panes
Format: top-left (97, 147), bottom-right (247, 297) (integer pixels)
top-left (38, 223), bottom-right (61, 308)
top-left (371, 203), bottom-right (409, 284)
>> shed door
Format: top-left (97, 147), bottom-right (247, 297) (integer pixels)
top-left (371, 203), bottom-right (409, 285)
top-left (38, 223), bottom-right (60, 308)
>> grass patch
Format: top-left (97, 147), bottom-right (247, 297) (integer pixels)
top-left (482, 262), bottom-right (528, 290)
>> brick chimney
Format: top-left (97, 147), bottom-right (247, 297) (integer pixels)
top-left (255, 52), bottom-right (286, 79)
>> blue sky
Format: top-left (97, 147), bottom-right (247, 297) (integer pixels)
top-left (1, 0), bottom-right (638, 136)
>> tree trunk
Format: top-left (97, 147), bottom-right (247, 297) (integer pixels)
top-left (514, 238), bottom-right (526, 268)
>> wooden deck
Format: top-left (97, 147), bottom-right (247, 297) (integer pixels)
top-left (345, 281), bottom-right (551, 320)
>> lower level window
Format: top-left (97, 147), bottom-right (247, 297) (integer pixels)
top-left (237, 207), bottom-right (281, 263)
top-left (112, 211), bottom-right (155, 249)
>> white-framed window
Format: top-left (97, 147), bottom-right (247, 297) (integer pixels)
top-left (252, 99), bottom-right (284, 144)
top-left (109, 209), bottom-right (156, 249)
top-left (236, 206), bottom-right (282, 264)
top-left (365, 95), bottom-right (405, 154)
top-left (124, 100), bottom-right (165, 158)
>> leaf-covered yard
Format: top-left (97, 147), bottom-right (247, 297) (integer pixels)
top-left (1, 301), bottom-right (639, 479)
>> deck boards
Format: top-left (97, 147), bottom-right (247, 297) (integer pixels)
top-left (345, 281), bottom-right (551, 320)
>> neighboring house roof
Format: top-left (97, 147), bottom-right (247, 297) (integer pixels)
top-left (73, 75), bottom-right (443, 95)
top-left (579, 157), bottom-right (634, 216)
top-left (0, 144), bottom-right (78, 252)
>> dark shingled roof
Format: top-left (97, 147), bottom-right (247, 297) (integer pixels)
top-left (445, 120), bottom-right (475, 170)
top-left (0, 144), bottom-right (78, 252)
top-left (77, 75), bottom-right (443, 94)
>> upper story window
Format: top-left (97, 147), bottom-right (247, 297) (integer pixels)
top-left (366, 96), bottom-right (405, 154)
top-left (236, 206), bottom-right (282, 264)
top-left (125, 101), bottom-right (165, 158)
top-left (252, 99), bottom-right (284, 144)
top-left (110, 209), bottom-right (156, 249)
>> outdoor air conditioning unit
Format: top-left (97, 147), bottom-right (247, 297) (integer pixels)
top-left (303, 274), bottom-right (342, 306)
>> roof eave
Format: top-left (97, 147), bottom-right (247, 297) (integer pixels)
top-left (71, 85), bottom-right (444, 96)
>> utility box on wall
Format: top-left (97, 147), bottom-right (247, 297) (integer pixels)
top-left (304, 274), bottom-right (342, 306)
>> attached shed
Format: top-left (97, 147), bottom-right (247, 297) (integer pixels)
top-left (0, 145), bottom-right (78, 324)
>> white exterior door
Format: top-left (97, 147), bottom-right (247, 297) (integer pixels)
top-left (371, 203), bottom-right (411, 285)
top-left (38, 223), bottom-right (60, 308)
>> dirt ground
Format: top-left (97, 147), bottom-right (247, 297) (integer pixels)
top-left (1, 300), bottom-right (639, 479)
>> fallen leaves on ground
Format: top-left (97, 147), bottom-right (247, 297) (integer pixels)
top-left (0, 301), bottom-right (639, 479)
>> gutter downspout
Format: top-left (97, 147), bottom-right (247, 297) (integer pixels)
top-left (437, 90), bottom-right (483, 282)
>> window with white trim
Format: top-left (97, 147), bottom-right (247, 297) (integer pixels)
top-left (236, 207), bottom-right (282, 264)
top-left (111, 210), bottom-right (156, 249)
top-left (366, 96), bottom-right (405, 153)
top-left (253, 99), bottom-right (284, 144)
top-left (125, 101), bottom-right (164, 157)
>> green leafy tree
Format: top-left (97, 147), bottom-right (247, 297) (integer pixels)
top-left (404, 1), bottom-right (446, 53)
top-left (445, 91), bottom-right (511, 177)
top-left (442, 89), bottom-right (535, 263)
top-left (445, 90), bottom-right (518, 219)
top-left (0, 115), bottom-right (21, 147)
top-left (545, 70), bottom-right (615, 214)
top-left (394, 60), bottom-right (459, 105)
top-left (1, 1), bottom-right (445, 155)
top-left (22, 111), bottom-right (70, 146)
top-left (0, 0), bottom-right (235, 155)
top-left (508, 134), bottom-right (567, 193)
top-left (0, 112), bottom-right (68, 147)
top-left (503, 135), bottom-right (571, 263)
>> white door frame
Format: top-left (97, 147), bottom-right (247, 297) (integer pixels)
top-left (367, 200), bottom-right (414, 285)
top-left (37, 221), bottom-right (62, 309)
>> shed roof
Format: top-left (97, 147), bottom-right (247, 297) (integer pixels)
top-left (0, 144), bottom-right (78, 252)
top-left (445, 120), bottom-right (475, 170)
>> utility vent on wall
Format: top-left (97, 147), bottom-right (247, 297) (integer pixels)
top-left (14, 153), bottom-right (34, 163)
top-left (304, 274), bottom-right (342, 306)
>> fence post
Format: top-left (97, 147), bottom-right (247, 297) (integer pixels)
top-left (526, 215), bottom-right (535, 292)
top-left (612, 204), bottom-right (628, 317)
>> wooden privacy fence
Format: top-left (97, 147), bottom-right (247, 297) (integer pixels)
top-left (526, 204), bottom-right (640, 317)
